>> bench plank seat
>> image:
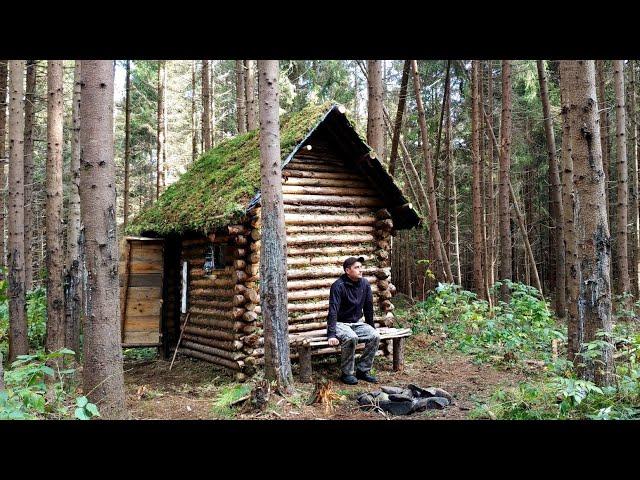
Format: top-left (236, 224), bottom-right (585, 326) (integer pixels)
top-left (291, 327), bottom-right (412, 382)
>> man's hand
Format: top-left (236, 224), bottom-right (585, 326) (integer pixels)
top-left (328, 337), bottom-right (340, 346)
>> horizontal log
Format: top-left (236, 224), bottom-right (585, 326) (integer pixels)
top-left (287, 233), bottom-right (375, 246)
top-left (287, 284), bottom-right (381, 302)
top-left (250, 240), bottom-right (261, 252)
top-left (243, 311), bottom-right (258, 323)
top-left (283, 168), bottom-right (361, 181)
top-left (281, 176), bottom-right (369, 188)
top-left (284, 213), bottom-right (376, 226)
top-left (181, 334), bottom-right (243, 351)
top-left (178, 348), bottom-right (244, 371)
top-left (188, 307), bottom-right (239, 320)
top-left (234, 235), bottom-right (248, 246)
top-left (282, 194), bottom-right (384, 208)
top-left (243, 288), bottom-right (259, 303)
top-left (288, 266), bottom-right (386, 280)
top-left (287, 276), bottom-right (377, 291)
top-left (281, 185), bottom-right (374, 197)
top-left (246, 264), bottom-right (259, 276)
top-left (189, 287), bottom-right (235, 298)
top-left (249, 252), bottom-right (260, 264)
top-left (288, 300), bottom-right (330, 312)
top-left (286, 225), bottom-right (375, 235)
top-left (234, 259), bottom-right (246, 270)
top-left (235, 270), bottom-right (248, 283)
top-left (189, 298), bottom-right (234, 310)
top-left (189, 275), bottom-right (236, 288)
top-left (284, 204), bottom-right (374, 214)
top-left (285, 161), bottom-right (350, 173)
top-left (245, 302), bottom-right (258, 312)
top-left (234, 248), bottom-right (247, 258)
top-left (242, 324), bottom-right (257, 334)
top-left (180, 340), bottom-right (246, 361)
top-left (378, 279), bottom-right (389, 290)
top-left (228, 225), bottom-right (249, 236)
top-left (287, 245), bottom-right (377, 257)
top-left (250, 229), bottom-right (260, 241)
top-left (183, 325), bottom-right (240, 341)
top-left (233, 294), bottom-right (246, 306)
top-left (242, 333), bottom-right (260, 347)
top-left (187, 316), bottom-right (243, 331)
top-left (208, 233), bottom-right (230, 243)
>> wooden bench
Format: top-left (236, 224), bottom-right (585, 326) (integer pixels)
top-left (290, 327), bottom-right (412, 382)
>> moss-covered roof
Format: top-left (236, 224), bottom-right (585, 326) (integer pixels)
top-left (126, 102), bottom-right (334, 236)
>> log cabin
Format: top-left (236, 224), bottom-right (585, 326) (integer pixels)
top-left (123, 102), bottom-right (420, 381)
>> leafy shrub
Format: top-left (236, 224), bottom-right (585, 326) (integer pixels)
top-left (0, 284), bottom-right (49, 355)
top-left (403, 281), bottom-right (564, 364)
top-left (1, 348), bottom-right (99, 420)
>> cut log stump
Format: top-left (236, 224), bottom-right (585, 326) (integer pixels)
top-left (392, 337), bottom-right (405, 372)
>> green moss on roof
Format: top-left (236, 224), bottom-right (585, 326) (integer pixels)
top-left (126, 101), bottom-right (334, 236)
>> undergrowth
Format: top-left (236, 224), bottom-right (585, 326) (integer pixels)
top-left (397, 281), bottom-right (640, 419)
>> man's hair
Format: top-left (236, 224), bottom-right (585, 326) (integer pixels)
top-left (343, 256), bottom-right (365, 271)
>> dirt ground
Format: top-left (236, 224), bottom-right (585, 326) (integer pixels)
top-left (124, 335), bottom-right (531, 420)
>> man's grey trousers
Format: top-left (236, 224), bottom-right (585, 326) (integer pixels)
top-left (335, 322), bottom-right (381, 376)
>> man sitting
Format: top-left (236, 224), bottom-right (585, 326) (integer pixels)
top-left (327, 256), bottom-right (381, 385)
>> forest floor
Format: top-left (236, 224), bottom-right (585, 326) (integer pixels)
top-left (123, 333), bottom-right (535, 420)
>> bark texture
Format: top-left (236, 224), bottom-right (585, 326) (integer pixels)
top-left (499, 60), bottom-right (513, 297)
top-left (471, 61), bottom-right (486, 298)
top-left (410, 60), bottom-right (453, 283)
top-left (257, 59), bottom-right (293, 392)
top-left (245, 60), bottom-right (257, 131)
top-left (236, 60), bottom-right (247, 135)
top-left (123, 60), bottom-right (131, 228)
top-left (7, 60), bottom-right (28, 362)
top-left (559, 60), bottom-right (614, 386)
top-left (45, 60), bottom-right (65, 353)
top-left (80, 60), bottom-right (127, 418)
top-left (613, 60), bottom-right (630, 296)
top-left (0, 61), bottom-right (6, 273)
top-left (23, 60), bottom-right (36, 290)
top-left (389, 60), bottom-right (410, 177)
top-left (65, 60), bottom-right (82, 355)
top-left (367, 60), bottom-right (385, 161)
top-left (537, 60), bottom-right (566, 317)
top-left (202, 60), bottom-right (212, 151)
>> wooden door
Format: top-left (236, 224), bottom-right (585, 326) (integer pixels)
top-left (119, 237), bottom-right (164, 347)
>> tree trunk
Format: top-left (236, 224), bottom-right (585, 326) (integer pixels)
top-left (236, 60), bottom-right (247, 135)
top-left (245, 60), bottom-right (257, 131)
top-left (559, 65), bottom-right (581, 362)
top-left (472, 61), bottom-right (486, 298)
top-left (80, 60), bottom-right (127, 418)
top-left (65, 60), bottom-right (82, 356)
top-left (192, 60), bottom-right (198, 161)
top-left (367, 60), bottom-right (385, 161)
top-left (443, 63), bottom-right (452, 266)
top-left (7, 60), bottom-right (28, 362)
top-left (257, 60), bottom-right (293, 393)
top-left (613, 60), bottom-right (631, 297)
top-left (410, 60), bottom-right (454, 284)
top-left (0, 60), bottom-right (6, 275)
top-left (499, 60), bottom-right (513, 298)
top-left (559, 60), bottom-right (614, 386)
top-left (596, 60), bottom-right (611, 219)
top-left (123, 60), bottom-right (131, 228)
top-left (156, 60), bottom-right (166, 198)
top-left (629, 61), bottom-right (640, 295)
top-left (23, 60), bottom-right (36, 291)
top-left (202, 60), bottom-right (212, 151)
top-left (44, 60), bottom-right (65, 354)
top-left (210, 60), bottom-right (216, 147)
top-left (537, 60), bottom-right (566, 318)
top-left (389, 60), bottom-right (410, 178)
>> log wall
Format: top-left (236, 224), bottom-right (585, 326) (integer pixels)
top-left (177, 144), bottom-right (397, 379)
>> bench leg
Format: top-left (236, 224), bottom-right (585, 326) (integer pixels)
top-left (392, 337), bottom-right (405, 372)
top-left (299, 344), bottom-right (313, 383)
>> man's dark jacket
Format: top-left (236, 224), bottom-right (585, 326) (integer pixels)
top-left (326, 274), bottom-right (374, 339)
